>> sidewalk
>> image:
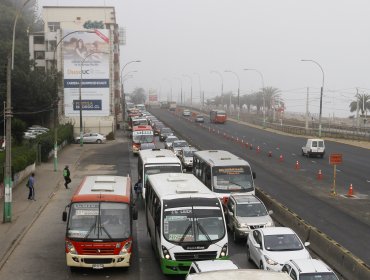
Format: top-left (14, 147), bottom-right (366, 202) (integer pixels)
top-left (0, 143), bottom-right (84, 269)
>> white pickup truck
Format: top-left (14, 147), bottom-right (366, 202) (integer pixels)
top-left (301, 138), bottom-right (325, 158)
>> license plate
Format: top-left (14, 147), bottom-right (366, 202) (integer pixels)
top-left (92, 264), bottom-right (104, 269)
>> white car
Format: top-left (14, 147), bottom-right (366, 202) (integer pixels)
top-left (171, 140), bottom-right (189, 156)
top-left (183, 109), bottom-right (191, 116)
top-left (247, 227), bottom-right (311, 272)
top-left (301, 138), bottom-right (325, 158)
top-left (282, 259), bottom-right (339, 280)
top-left (187, 260), bottom-right (238, 276)
top-left (179, 146), bottom-right (198, 170)
top-left (164, 135), bottom-right (179, 149)
top-left (75, 132), bottom-right (106, 144)
top-left (225, 194), bottom-right (274, 241)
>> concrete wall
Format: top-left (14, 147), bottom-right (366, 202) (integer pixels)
top-left (256, 188), bottom-right (370, 280)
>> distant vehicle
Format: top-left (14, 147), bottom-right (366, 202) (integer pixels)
top-left (152, 122), bottom-right (165, 136)
top-left (140, 142), bottom-right (157, 150)
top-left (193, 150), bottom-right (256, 204)
top-left (159, 127), bottom-right (173, 141)
top-left (135, 104), bottom-right (146, 111)
top-left (145, 173), bottom-right (228, 275)
top-left (127, 108), bottom-right (141, 130)
top-left (195, 114), bottom-right (204, 123)
top-left (132, 125), bottom-right (154, 154)
top-left (247, 227), bottom-right (311, 272)
top-left (169, 101), bottom-right (177, 111)
top-left (164, 135), bottom-right (179, 149)
top-left (171, 139), bottom-right (189, 156)
top-left (187, 260), bottom-right (238, 275)
top-left (179, 146), bottom-right (198, 171)
top-left (62, 175), bottom-right (137, 270)
top-left (210, 109), bottom-right (227, 124)
top-left (131, 117), bottom-right (149, 127)
top-left (301, 138), bottom-right (325, 158)
top-left (186, 269), bottom-right (292, 280)
top-left (183, 109), bottom-right (191, 116)
top-left (75, 132), bottom-right (106, 144)
top-left (224, 194), bottom-right (274, 241)
top-left (282, 259), bottom-right (339, 280)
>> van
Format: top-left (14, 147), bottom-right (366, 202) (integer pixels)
top-left (187, 260), bottom-right (238, 275)
top-left (301, 138), bottom-right (325, 158)
top-left (185, 269), bottom-right (292, 280)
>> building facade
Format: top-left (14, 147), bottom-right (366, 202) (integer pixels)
top-left (29, 6), bottom-right (122, 135)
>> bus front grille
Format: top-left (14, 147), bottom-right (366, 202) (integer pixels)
top-left (83, 258), bottom-right (113, 264)
top-left (174, 251), bottom-right (217, 261)
top-left (81, 248), bottom-right (115, 255)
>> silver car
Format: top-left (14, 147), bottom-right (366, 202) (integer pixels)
top-left (164, 135), bottom-right (179, 149)
top-left (171, 140), bottom-right (189, 156)
top-left (75, 132), bottom-right (106, 144)
top-left (179, 146), bottom-right (198, 170)
top-left (225, 194), bottom-right (274, 241)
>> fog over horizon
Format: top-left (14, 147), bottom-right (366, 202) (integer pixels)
top-left (38, 0), bottom-right (370, 118)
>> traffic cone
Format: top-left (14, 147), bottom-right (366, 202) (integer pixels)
top-left (295, 160), bottom-right (300, 170)
top-left (317, 169), bottom-right (323, 180)
top-left (268, 151), bottom-right (272, 157)
top-left (347, 184), bottom-right (354, 197)
top-left (250, 144), bottom-right (253, 150)
top-left (279, 154), bottom-right (284, 162)
top-left (257, 146), bottom-right (261, 153)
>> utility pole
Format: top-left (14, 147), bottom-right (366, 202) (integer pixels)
top-left (305, 87), bottom-right (309, 131)
top-left (356, 88), bottom-right (360, 130)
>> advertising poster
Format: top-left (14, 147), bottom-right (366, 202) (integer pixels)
top-left (63, 29), bottom-right (110, 116)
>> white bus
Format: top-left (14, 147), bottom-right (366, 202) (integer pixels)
top-left (138, 149), bottom-right (183, 199)
top-left (193, 150), bottom-right (256, 204)
top-left (145, 173), bottom-right (228, 275)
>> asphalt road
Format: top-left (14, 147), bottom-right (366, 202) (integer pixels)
top-left (149, 108), bottom-right (370, 266)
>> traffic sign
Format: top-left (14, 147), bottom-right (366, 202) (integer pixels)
top-left (329, 153), bottom-right (342, 165)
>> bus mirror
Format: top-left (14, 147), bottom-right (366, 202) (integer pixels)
top-left (133, 207), bottom-right (138, 220)
top-left (252, 172), bottom-right (256, 179)
top-left (62, 211), bottom-right (67, 222)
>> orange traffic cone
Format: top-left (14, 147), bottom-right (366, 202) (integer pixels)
top-left (257, 146), bottom-right (261, 153)
top-left (268, 151), bottom-right (272, 157)
top-left (317, 169), bottom-right (323, 180)
top-left (347, 184), bottom-right (354, 197)
top-left (250, 144), bottom-right (253, 150)
top-left (279, 154), bottom-right (284, 162)
top-left (295, 160), bottom-right (300, 170)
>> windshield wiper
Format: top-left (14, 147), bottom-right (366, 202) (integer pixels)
top-left (84, 216), bottom-right (98, 240)
top-left (179, 223), bottom-right (193, 244)
top-left (196, 221), bottom-right (211, 242)
top-left (99, 225), bottom-right (113, 241)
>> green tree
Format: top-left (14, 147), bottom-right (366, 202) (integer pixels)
top-left (349, 93), bottom-right (370, 117)
top-left (131, 88), bottom-right (146, 104)
top-left (11, 118), bottom-right (26, 145)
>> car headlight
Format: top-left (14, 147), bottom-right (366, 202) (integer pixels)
top-left (266, 221), bottom-right (274, 227)
top-left (119, 240), bottom-right (132, 255)
top-left (219, 243), bottom-right (228, 257)
top-left (66, 240), bottom-right (77, 255)
top-left (264, 255), bottom-right (278, 265)
top-left (161, 246), bottom-right (172, 260)
top-left (237, 221), bottom-right (248, 228)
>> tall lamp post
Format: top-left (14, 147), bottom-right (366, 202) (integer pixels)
top-left (244, 68), bottom-right (265, 127)
top-left (121, 60), bottom-right (141, 121)
top-left (4, 0), bottom-right (32, 223)
top-left (173, 78), bottom-right (183, 104)
top-left (210, 70), bottom-right (224, 106)
top-left (301, 59), bottom-right (325, 137)
top-left (79, 51), bottom-right (108, 146)
top-left (183, 75), bottom-right (193, 105)
top-left (224, 70), bottom-right (240, 120)
top-left (193, 73), bottom-right (202, 109)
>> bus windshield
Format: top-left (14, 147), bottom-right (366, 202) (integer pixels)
top-left (133, 132), bottom-right (154, 143)
top-left (67, 202), bottom-right (131, 241)
top-left (212, 166), bottom-right (253, 193)
top-left (163, 207), bottom-right (225, 244)
top-left (144, 164), bottom-right (182, 183)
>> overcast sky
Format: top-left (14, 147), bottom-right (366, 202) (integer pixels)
top-left (38, 0), bottom-right (370, 118)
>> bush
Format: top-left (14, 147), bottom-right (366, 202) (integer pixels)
top-left (106, 131), bottom-right (115, 140)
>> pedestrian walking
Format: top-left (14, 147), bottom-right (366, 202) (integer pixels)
top-left (63, 165), bottom-right (71, 189)
top-left (27, 173), bottom-right (36, 200)
top-left (134, 177), bottom-right (143, 199)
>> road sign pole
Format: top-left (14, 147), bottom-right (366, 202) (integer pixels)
top-left (331, 164), bottom-right (337, 196)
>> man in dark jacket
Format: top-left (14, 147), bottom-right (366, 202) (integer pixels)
top-left (63, 165), bottom-right (71, 189)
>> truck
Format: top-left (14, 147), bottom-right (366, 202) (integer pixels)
top-left (169, 101), bottom-right (177, 111)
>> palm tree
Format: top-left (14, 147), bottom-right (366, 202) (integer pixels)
top-left (349, 93), bottom-right (370, 117)
top-left (261, 87), bottom-right (282, 114)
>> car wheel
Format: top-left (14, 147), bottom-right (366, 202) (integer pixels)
top-left (96, 139), bottom-right (102, 144)
top-left (246, 246), bottom-right (252, 262)
top-left (301, 149), bottom-right (305, 156)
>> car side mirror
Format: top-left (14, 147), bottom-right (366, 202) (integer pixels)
top-left (229, 212), bottom-right (234, 217)
top-left (254, 243), bottom-right (261, 249)
top-left (268, 210), bottom-right (273, 215)
top-left (304, 242), bottom-right (310, 247)
top-left (62, 211), bottom-right (67, 222)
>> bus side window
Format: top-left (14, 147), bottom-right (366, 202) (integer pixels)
top-left (205, 166), bottom-right (211, 188)
top-left (154, 205), bottom-right (161, 232)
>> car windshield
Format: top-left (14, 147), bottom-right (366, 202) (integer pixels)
top-left (166, 137), bottom-right (178, 143)
top-left (173, 141), bottom-right (188, 148)
top-left (264, 234), bottom-right (303, 251)
top-left (236, 203), bottom-right (268, 217)
top-left (300, 273), bottom-right (338, 280)
top-left (163, 207), bottom-right (225, 243)
top-left (183, 150), bottom-right (195, 157)
top-left (67, 202), bottom-right (131, 241)
top-left (212, 166), bottom-right (254, 193)
top-left (161, 128), bottom-right (172, 133)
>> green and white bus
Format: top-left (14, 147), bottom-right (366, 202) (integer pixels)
top-left (145, 173), bottom-right (228, 275)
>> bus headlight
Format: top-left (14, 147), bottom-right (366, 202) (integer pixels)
top-left (119, 240), bottom-right (132, 255)
top-left (161, 246), bottom-right (172, 260)
top-left (219, 243), bottom-right (228, 257)
top-left (66, 240), bottom-right (77, 255)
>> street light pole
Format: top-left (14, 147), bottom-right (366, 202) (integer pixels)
top-left (120, 60), bottom-right (141, 120)
top-left (244, 68), bottom-right (265, 127)
top-left (210, 70), bottom-right (224, 106)
top-left (224, 70), bottom-right (240, 120)
top-left (173, 78), bottom-right (182, 104)
top-left (162, 79), bottom-right (172, 102)
top-left (79, 51), bottom-right (109, 146)
top-left (183, 75), bottom-right (193, 105)
top-left (301, 59), bottom-right (325, 137)
top-left (4, 0), bottom-right (32, 223)
top-left (193, 73), bottom-right (202, 109)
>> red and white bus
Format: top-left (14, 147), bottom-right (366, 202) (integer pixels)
top-left (62, 175), bottom-right (138, 270)
top-left (210, 109), bottom-right (227, 124)
top-left (132, 125), bottom-right (154, 154)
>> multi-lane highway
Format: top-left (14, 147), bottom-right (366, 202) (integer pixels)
top-left (149, 108), bottom-right (370, 266)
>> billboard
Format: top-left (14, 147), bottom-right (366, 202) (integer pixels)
top-left (63, 29), bottom-right (110, 117)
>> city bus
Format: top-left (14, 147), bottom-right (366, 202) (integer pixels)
top-left (132, 125), bottom-right (154, 154)
top-left (62, 175), bottom-right (138, 270)
top-left (138, 149), bottom-right (183, 199)
top-left (210, 109), bottom-right (227, 124)
top-left (127, 108), bottom-right (141, 130)
top-left (145, 173), bottom-right (228, 275)
top-left (193, 150), bottom-right (256, 204)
